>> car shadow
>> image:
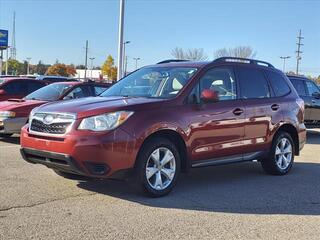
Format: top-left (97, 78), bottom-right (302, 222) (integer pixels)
top-left (0, 134), bottom-right (20, 144)
top-left (307, 129), bottom-right (320, 144)
top-left (77, 161), bottom-right (320, 215)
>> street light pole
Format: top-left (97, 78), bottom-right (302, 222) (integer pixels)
top-left (117, 0), bottom-right (125, 80)
top-left (26, 57), bottom-right (31, 75)
top-left (122, 41), bottom-right (130, 77)
top-left (280, 56), bottom-right (290, 73)
top-left (89, 57), bottom-right (95, 79)
top-left (133, 57), bottom-right (140, 70)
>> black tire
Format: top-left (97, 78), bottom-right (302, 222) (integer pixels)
top-left (261, 131), bottom-right (295, 175)
top-left (135, 137), bottom-right (181, 197)
top-left (0, 133), bottom-right (13, 138)
top-left (53, 170), bottom-right (88, 180)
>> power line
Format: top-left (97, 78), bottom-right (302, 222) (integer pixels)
top-left (295, 29), bottom-right (304, 75)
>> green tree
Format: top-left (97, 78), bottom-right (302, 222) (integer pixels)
top-left (102, 55), bottom-right (117, 80)
top-left (4, 59), bottom-right (24, 75)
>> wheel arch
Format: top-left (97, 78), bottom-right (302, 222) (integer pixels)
top-left (135, 129), bottom-right (189, 172)
top-left (276, 123), bottom-right (300, 156)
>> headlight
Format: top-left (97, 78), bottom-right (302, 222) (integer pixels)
top-left (0, 111), bottom-right (16, 118)
top-left (78, 111), bottom-right (134, 131)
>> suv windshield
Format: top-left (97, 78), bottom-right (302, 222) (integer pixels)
top-left (101, 67), bottom-right (197, 99)
top-left (25, 83), bottom-right (73, 101)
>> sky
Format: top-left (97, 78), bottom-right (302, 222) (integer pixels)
top-left (0, 0), bottom-right (319, 76)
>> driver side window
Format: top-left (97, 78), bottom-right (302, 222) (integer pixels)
top-left (200, 68), bottom-right (237, 101)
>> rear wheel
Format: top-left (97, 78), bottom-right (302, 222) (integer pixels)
top-left (261, 131), bottom-right (294, 175)
top-left (135, 137), bottom-right (181, 197)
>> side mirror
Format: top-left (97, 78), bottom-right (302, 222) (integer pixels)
top-left (200, 89), bottom-right (219, 103)
top-left (0, 89), bottom-right (6, 95)
top-left (312, 92), bottom-right (320, 99)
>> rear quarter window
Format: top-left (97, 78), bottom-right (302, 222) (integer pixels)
top-left (267, 71), bottom-right (291, 97)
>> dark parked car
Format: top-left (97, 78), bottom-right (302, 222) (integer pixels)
top-left (20, 58), bottom-right (306, 197)
top-left (36, 75), bottom-right (78, 82)
top-left (0, 81), bottom-right (110, 137)
top-left (0, 77), bottom-right (48, 101)
top-left (287, 75), bottom-right (320, 128)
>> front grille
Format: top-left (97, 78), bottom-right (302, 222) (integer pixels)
top-left (30, 119), bottom-right (71, 134)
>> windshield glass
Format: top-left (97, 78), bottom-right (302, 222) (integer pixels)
top-left (101, 67), bottom-right (197, 99)
top-left (0, 79), bottom-right (5, 85)
top-left (25, 83), bottom-right (74, 101)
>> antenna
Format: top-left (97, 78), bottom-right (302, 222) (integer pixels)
top-left (10, 11), bottom-right (16, 60)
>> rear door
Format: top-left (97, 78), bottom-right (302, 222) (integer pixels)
top-left (289, 78), bottom-right (311, 120)
top-left (236, 66), bottom-right (283, 155)
top-left (305, 80), bottom-right (320, 121)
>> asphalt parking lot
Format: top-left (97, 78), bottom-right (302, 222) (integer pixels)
top-left (0, 130), bottom-right (319, 240)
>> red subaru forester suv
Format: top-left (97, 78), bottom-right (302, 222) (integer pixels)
top-left (20, 58), bottom-right (306, 197)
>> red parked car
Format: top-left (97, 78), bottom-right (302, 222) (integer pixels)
top-left (20, 58), bottom-right (306, 197)
top-left (0, 77), bottom-right (48, 101)
top-left (0, 81), bottom-right (109, 137)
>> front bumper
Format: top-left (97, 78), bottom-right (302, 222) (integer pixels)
top-left (0, 117), bottom-right (28, 134)
top-left (20, 125), bottom-right (138, 178)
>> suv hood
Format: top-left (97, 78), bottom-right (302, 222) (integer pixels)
top-left (36, 96), bottom-right (165, 119)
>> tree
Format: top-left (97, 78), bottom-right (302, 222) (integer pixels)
top-left (35, 61), bottom-right (49, 75)
top-left (75, 64), bottom-right (86, 69)
top-left (4, 59), bottom-right (24, 75)
top-left (171, 47), bottom-right (208, 61)
top-left (214, 46), bottom-right (257, 59)
top-left (46, 63), bottom-right (76, 77)
top-left (102, 55), bottom-right (117, 80)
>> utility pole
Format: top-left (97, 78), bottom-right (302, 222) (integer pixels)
top-left (10, 11), bottom-right (16, 60)
top-left (117, 0), bottom-right (125, 80)
top-left (84, 40), bottom-right (88, 80)
top-left (89, 57), bottom-right (95, 79)
top-left (280, 56), bottom-right (290, 73)
top-left (133, 57), bottom-right (140, 70)
top-left (26, 57), bottom-right (31, 75)
top-left (122, 41), bottom-right (130, 77)
top-left (295, 29), bottom-right (304, 75)
top-left (5, 47), bottom-right (9, 75)
top-left (0, 50), bottom-right (3, 75)
top-left (124, 55), bottom-right (128, 77)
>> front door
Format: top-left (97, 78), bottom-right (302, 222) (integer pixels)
top-left (305, 80), bottom-right (320, 121)
top-left (184, 66), bottom-right (245, 164)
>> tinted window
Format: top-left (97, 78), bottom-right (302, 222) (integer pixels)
top-left (306, 81), bottom-right (320, 96)
top-left (267, 71), bottom-right (291, 97)
top-left (94, 86), bottom-right (108, 95)
top-left (27, 81), bottom-right (46, 94)
top-left (289, 79), bottom-right (307, 96)
top-left (3, 81), bottom-right (28, 95)
top-left (237, 68), bottom-right (270, 99)
top-left (63, 86), bottom-right (92, 99)
top-left (199, 68), bottom-right (237, 101)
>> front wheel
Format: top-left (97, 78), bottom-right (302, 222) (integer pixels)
top-left (261, 132), bottom-right (295, 175)
top-left (135, 137), bottom-right (181, 197)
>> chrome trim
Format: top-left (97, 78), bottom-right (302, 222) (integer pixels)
top-left (29, 112), bottom-right (77, 137)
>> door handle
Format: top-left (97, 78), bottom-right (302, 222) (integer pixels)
top-left (233, 108), bottom-right (244, 116)
top-left (271, 104), bottom-right (280, 111)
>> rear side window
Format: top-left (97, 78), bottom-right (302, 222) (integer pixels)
top-left (3, 81), bottom-right (28, 95)
top-left (27, 81), bottom-right (46, 94)
top-left (237, 67), bottom-right (270, 99)
top-left (290, 79), bottom-right (307, 96)
top-left (267, 71), bottom-right (291, 97)
top-left (306, 81), bottom-right (320, 96)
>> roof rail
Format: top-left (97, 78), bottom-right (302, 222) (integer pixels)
top-left (213, 57), bottom-right (274, 68)
top-left (157, 59), bottom-right (190, 64)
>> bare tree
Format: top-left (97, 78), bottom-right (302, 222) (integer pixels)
top-left (214, 46), bottom-right (257, 59)
top-left (171, 47), bottom-right (208, 61)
